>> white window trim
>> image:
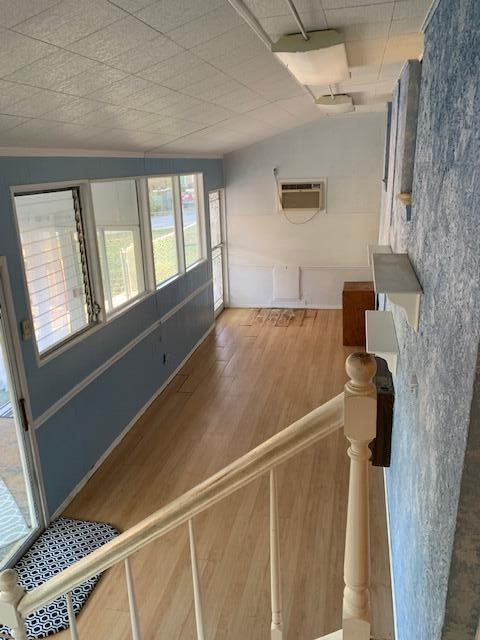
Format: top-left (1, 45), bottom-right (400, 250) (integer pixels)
top-left (173, 175), bottom-right (186, 276)
top-left (137, 178), bottom-right (156, 293)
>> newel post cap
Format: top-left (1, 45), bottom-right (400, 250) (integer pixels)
top-left (0, 570), bottom-right (23, 600)
top-left (345, 352), bottom-right (377, 390)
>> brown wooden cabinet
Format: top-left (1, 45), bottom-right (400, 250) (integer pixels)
top-left (342, 281), bottom-right (375, 347)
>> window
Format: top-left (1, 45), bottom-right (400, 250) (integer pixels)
top-left (91, 180), bottom-right (145, 315)
top-left (147, 177), bottom-right (179, 285)
top-left (13, 172), bottom-right (207, 357)
top-left (14, 188), bottom-right (98, 355)
top-left (180, 174), bottom-right (203, 268)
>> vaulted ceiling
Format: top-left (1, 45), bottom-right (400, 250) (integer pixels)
top-left (0, 0), bottom-right (428, 154)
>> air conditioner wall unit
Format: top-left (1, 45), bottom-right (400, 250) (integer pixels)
top-left (278, 179), bottom-right (326, 213)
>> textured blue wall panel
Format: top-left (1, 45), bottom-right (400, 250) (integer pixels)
top-left (379, 1), bottom-right (480, 638)
top-left (0, 155), bottom-right (223, 515)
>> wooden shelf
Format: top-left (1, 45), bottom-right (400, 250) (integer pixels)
top-left (366, 310), bottom-right (399, 375)
top-left (372, 253), bottom-right (422, 330)
top-left (367, 244), bottom-right (391, 266)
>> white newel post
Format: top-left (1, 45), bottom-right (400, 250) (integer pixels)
top-left (188, 518), bottom-right (206, 640)
top-left (343, 353), bottom-right (377, 640)
top-left (0, 570), bottom-right (28, 639)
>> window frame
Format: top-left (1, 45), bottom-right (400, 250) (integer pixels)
top-left (145, 172), bottom-right (207, 289)
top-left (180, 173), bottom-right (207, 272)
top-left (10, 180), bottom-right (104, 366)
top-left (144, 174), bottom-right (184, 290)
top-left (89, 178), bottom-right (151, 319)
top-left (9, 172), bottom-right (208, 365)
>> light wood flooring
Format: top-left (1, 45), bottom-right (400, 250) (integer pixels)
top-left (58, 308), bottom-right (394, 640)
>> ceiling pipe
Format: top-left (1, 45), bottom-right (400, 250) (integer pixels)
top-left (285, 0), bottom-right (309, 41)
top-left (225, 0), bottom-right (273, 49)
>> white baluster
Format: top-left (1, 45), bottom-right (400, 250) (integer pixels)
top-left (188, 518), bottom-right (205, 640)
top-left (65, 592), bottom-right (79, 640)
top-left (124, 558), bottom-right (142, 640)
top-left (342, 352), bottom-right (377, 640)
top-left (0, 570), bottom-right (27, 640)
top-left (269, 468), bottom-right (283, 640)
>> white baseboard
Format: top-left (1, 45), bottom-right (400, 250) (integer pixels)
top-left (229, 303), bottom-right (342, 310)
top-left (383, 468), bottom-right (399, 640)
top-left (51, 323), bottom-right (215, 520)
top-left (270, 298), bottom-right (306, 308)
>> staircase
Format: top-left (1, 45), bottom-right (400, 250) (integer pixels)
top-left (0, 352), bottom-right (378, 640)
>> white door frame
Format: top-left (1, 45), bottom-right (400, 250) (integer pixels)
top-left (208, 188), bottom-right (229, 315)
top-left (0, 256), bottom-right (48, 566)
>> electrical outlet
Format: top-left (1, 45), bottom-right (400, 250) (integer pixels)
top-left (21, 320), bottom-right (32, 341)
top-left (163, 353), bottom-right (169, 365)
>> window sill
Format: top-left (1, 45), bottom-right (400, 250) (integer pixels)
top-left (155, 272), bottom-right (181, 291)
top-left (37, 291), bottom-right (153, 367)
top-left (104, 291), bottom-right (152, 324)
top-left (186, 257), bottom-right (207, 272)
top-left (37, 322), bottom-right (103, 367)
top-left (35, 264), bottom-right (208, 367)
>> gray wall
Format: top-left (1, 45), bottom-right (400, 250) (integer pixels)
top-left (0, 155), bottom-right (223, 515)
top-left (379, 1), bottom-right (480, 638)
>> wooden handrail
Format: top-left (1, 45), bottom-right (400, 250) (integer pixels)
top-left (17, 392), bottom-right (344, 617)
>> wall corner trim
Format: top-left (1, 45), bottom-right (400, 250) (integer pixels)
top-left (50, 322), bottom-right (216, 520)
top-left (421, 0), bottom-right (441, 33)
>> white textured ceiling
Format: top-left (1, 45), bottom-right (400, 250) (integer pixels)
top-left (0, 0), bottom-right (428, 154)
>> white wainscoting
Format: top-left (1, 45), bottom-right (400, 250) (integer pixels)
top-left (229, 265), bottom-right (373, 308)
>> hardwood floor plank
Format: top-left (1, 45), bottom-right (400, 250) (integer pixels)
top-left (276, 309), bottom-right (295, 327)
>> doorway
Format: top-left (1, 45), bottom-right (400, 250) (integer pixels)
top-left (0, 263), bottom-right (42, 568)
top-left (208, 189), bottom-right (228, 316)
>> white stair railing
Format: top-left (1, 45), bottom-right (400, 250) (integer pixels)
top-left (0, 353), bottom-right (377, 640)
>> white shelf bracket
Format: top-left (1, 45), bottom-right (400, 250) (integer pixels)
top-left (386, 292), bottom-right (421, 331)
top-left (372, 253), bottom-right (422, 332)
top-left (365, 311), bottom-right (399, 375)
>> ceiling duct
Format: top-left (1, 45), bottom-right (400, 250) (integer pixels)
top-left (315, 94), bottom-right (354, 114)
top-left (272, 29), bottom-right (349, 86)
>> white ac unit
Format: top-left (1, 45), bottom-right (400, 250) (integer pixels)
top-left (278, 179), bottom-right (326, 213)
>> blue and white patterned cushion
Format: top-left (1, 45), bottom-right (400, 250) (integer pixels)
top-left (0, 517), bottom-right (118, 639)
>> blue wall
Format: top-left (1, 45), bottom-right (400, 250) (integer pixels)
top-left (379, 1), bottom-right (480, 638)
top-left (0, 155), bottom-right (223, 515)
